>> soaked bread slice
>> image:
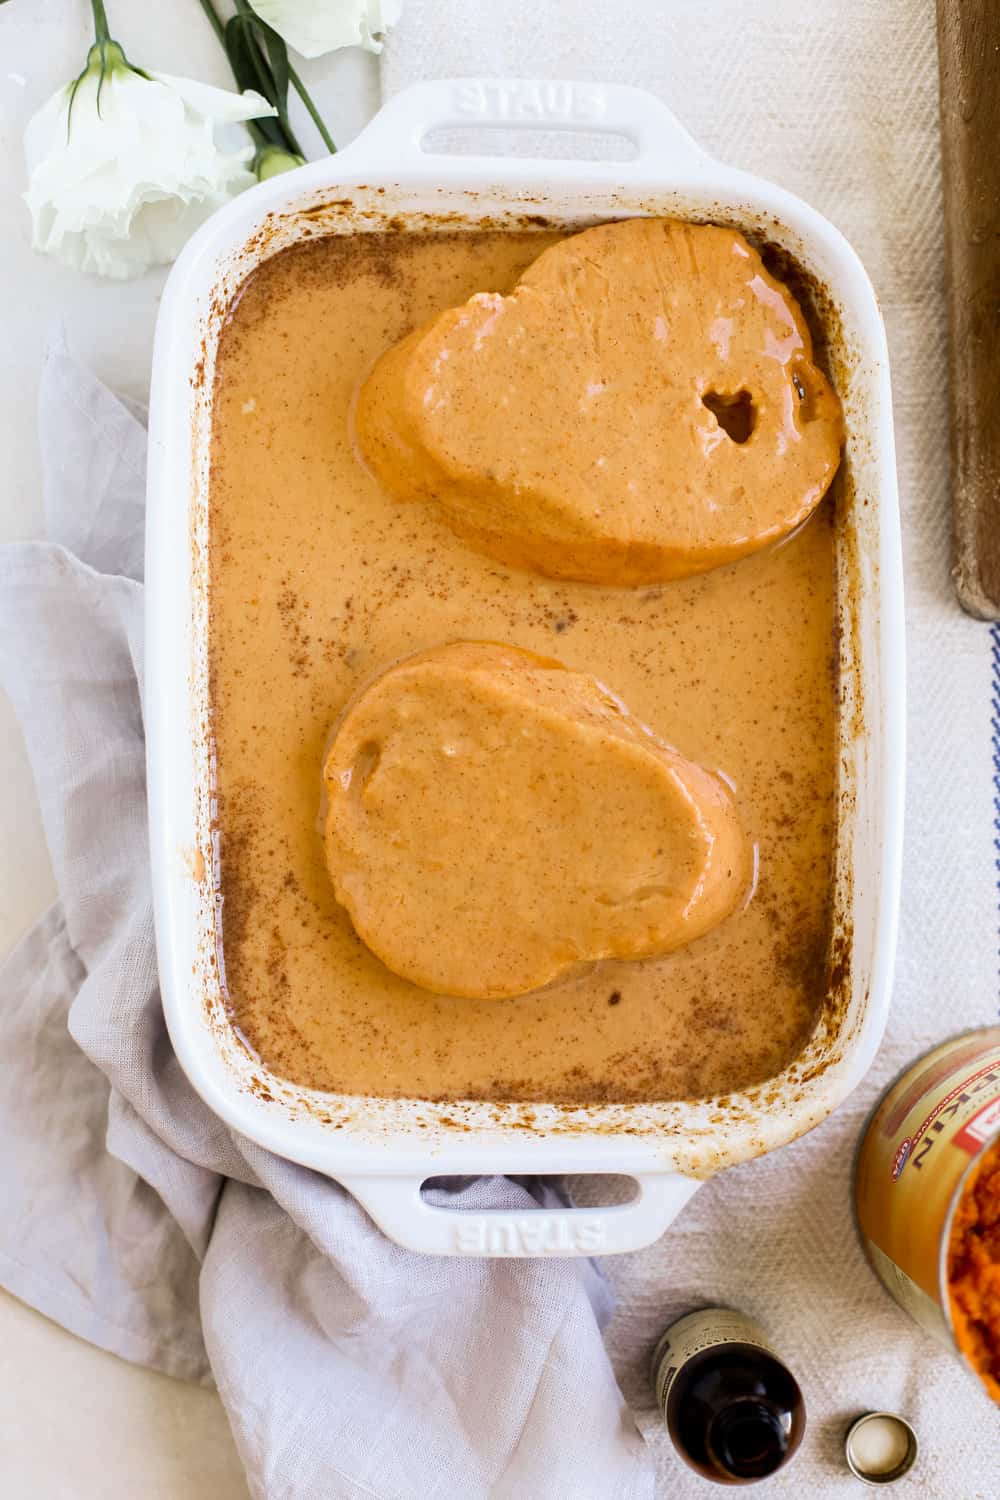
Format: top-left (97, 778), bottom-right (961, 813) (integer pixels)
top-left (322, 641), bottom-right (747, 999)
top-left (355, 217), bottom-right (843, 585)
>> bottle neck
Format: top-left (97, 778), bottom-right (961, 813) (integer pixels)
top-left (706, 1399), bottom-right (790, 1480)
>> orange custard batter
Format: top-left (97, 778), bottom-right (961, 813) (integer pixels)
top-left (208, 227), bottom-right (839, 1104)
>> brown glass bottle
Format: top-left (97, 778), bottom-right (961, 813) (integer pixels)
top-left (650, 1307), bottom-right (806, 1485)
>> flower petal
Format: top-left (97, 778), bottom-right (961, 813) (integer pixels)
top-left (146, 72), bottom-right (276, 125)
top-left (22, 81), bottom-right (75, 175)
top-left (249, 0), bottom-right (403, 58)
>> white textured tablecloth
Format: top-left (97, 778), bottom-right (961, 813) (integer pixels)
top-left (381, 1), bottom-right (1000, 1495)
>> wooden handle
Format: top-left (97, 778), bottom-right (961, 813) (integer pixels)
top-left (938, 0), bottom-right (1000, 618)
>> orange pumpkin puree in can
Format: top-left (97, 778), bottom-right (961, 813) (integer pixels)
top-left (854, 1026), bottom-right (1000, 1404)
top-left (947, 1136), bottom-right (1000, 1401)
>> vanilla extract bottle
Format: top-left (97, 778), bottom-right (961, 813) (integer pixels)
top-left (650, 1308), bottom-right (806, 1485)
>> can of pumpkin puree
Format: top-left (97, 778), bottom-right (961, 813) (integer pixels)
top-left (854, 1026), bottom-right (1000, 1404)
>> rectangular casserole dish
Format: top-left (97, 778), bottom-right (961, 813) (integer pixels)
top-left (146, 78), bottom-right (905, 1257)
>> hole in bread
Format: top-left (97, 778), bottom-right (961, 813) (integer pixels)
top-left (702, 388), bottom-right (756, 444)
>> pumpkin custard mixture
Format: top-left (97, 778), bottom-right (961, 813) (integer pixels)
top-left (208, 221), bottom-right (842, 1105)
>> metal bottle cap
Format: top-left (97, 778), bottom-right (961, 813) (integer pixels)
top-left (844, 1411), bottom-right (918, 1485)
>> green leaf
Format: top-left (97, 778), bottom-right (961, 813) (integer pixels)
top-left (256, 18), bottom-right (290, 126)
top-left (224, 14), bottom-right (268, 94)
top-left (246, 8), bottom-right (303, 158)
top-left (223, 14), bottom-right (285, 148)
top-left (224, 9), bottom-right (303, 158)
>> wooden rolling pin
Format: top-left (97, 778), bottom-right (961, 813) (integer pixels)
top-left (938, 0), bottom-right (1000, 618)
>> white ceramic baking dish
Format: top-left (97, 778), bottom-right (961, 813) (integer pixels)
top-left (146, 78), bottom-right (904, 1257)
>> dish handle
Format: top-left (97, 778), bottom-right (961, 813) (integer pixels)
top-left (343, 77), bottom-right (708, 171)
top-left (337, 1171), bottom-right (702, 1257)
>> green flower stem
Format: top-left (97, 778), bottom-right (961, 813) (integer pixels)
top-left (90, 0), bottom-right (111, 43)
top-left (287, 60), bottom-right (336, 154)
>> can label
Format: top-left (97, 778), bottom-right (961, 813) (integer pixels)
top-left (953, 1096), bottom-right (1000, 1155)
top-left (855, 1028), bottom-right (1000, 1351)
top-left (652, 1307), bottom-right (774, 1415)
top-left (863, 1242), bottom-right (954, 1350)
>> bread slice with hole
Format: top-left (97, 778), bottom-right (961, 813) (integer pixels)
top-left (355, 217), bottom-right (844, 585)
top-left (322, 641), bottom-right (748, 999)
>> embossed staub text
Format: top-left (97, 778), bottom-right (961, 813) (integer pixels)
top-left (454, 1215), bottom-right (607, 1255)
top-left (451, 81), bottom-right (608, 125)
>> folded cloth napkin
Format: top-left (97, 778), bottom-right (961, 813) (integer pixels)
top-left (0, 335), bottom-right (650, 1500)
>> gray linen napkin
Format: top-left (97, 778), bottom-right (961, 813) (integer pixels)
top-left (0, 335), bottom-right (651, 1500)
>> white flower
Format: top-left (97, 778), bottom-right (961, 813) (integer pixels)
top-left (249, 0), bottom-right (403, 58)
top-left (24, 42), bottom-right (276, 279)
